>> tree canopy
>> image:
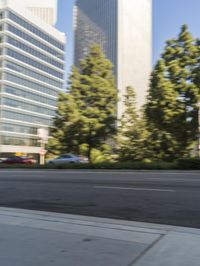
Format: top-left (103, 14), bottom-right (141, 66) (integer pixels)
top-left (48, 45), bottom-right (118, 160)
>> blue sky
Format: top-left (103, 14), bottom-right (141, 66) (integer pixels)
top-left (56, 0), bottom-right (200, 76)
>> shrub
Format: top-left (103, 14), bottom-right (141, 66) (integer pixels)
top-left (177, 158), bottom-right (200, 170)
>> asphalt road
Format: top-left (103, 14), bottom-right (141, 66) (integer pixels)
top-left (0, 170), bottom-right (200, 228)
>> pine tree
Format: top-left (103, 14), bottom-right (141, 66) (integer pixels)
top-left (118, 86), bottom-right (149, 161)
top-left (48, 45), bottom-right (118, 160)
top-left (145, 60), bottom-right (179, 160)
top-left (146, 25), bottom-right (200, 159)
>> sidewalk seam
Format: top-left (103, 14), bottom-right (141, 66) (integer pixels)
top-left (127, 234), bottom-right (165, 266)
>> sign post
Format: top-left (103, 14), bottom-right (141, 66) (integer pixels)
top-left (37, 128), bottom-right (49, 165)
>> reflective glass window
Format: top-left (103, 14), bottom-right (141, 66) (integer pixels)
top-left (6, 48), bottom-right (63, 79)
top-left (8, 11), bottom-right (65, 51)
top-left (0, 135), bottom-right (39, 146)
top-left (1, 123), bottom-right (37, 135)
top-left (3, 86), bottom-right (57, 106)
top-left (4, 72), bottom-right (60, 96)
top-left (7, 36), bottom-right (64, 69)
top-left (5, 60), bottom-right (63, 88)
top-left (7, 24), bottom-right (64, 60)
top-left (2, 97), bottom-right (56, 116)
top-left (2, 110), bottom-right (52, 125)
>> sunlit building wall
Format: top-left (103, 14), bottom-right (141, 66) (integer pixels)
top-left (0, 0), bottom-right (65, 156)
top-left (21, 0), bottom-right (58, 26)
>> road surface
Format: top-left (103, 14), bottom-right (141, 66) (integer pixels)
top-left (0, 170), bottom-right (199, 227)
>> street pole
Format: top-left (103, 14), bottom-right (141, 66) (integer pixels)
top-left (40, 141), bottom-right (45, 165)
top-left (37, 128), bottom-right (49, 165)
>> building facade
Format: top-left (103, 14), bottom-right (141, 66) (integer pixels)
top-left (21, 0), bottom-right (58, 26)
top-left (0, 0), bottom-right (65, 157)
top-left (74, 0), bottom-right (152, 117)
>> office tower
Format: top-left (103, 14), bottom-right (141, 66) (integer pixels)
top-left (0, 0), bottom-right (65, 157)
top-left (21, 0), bottom-right (58, 26)
top-left (74, 0), bottom-right (152, 118)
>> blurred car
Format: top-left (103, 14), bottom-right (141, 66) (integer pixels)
top-left (2, 156), bottom-right (36, 165)
top-left (0, 158), bottom-right (4, 164)
top-left (47, 154), bottom-right (88, 165)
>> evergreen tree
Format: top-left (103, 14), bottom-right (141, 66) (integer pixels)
top-left (48, 45), bottom-right (118, 160)
top-left (118, 86), bottom-right (149, 161)
top-left (146, 25), bottom-right (200, 159)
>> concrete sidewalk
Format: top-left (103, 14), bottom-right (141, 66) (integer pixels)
top-left (0, 208), bottom-right (199, 266)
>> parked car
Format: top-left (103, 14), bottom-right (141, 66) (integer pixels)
top-left (2, 156), bottom-right (36, 165)
top-left (47, 154), bottom-right (88, 165)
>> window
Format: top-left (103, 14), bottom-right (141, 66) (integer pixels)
top-left (0, 135), bottom-right (40, 146)
top-left (2, 97), bottom-right (56, 116)
top-left (3, 86), bottom-right (57, 106)
top-left (7, 24), bottom-right (64, 60)
top-left (7, 36), bottom-right (64, 69)
top-left (4, 72), bottom-right (60, 96)
top-left (6, 48), bottom-right (64, 79)
top-left (2, 110), bottom-right (52, 125)
top-left (1, 123), bottom-right (38, 135)
top-left (8, 11), bottom-right (65, 51)
top-left (0, 12), bottom-right (4, 19)
top-left (5, 60), bottom-right (63, 88)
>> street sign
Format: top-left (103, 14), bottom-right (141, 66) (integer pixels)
top-left (40, 149), bottom-right (47, 156)
top-left (37, 128), bottom-right (49, 142)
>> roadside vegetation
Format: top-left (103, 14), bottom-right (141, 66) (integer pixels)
top-left (3, 25), bottom-right (199, 170)
top-left (1, 159), bottom-right (200, 170)
top-left (47, 25), bottom-right (200, 167)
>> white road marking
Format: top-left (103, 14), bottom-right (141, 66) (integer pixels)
top-left (0, 170), bottom-right (199, 175)
top-left (94, 186), bottom-right (176, 192)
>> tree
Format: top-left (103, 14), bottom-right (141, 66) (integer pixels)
top-left (117, 86), bottom-right (149, 161)
top-left (48, 45), bottom-right (118, 160)
top-left (146, 25), bottom-right (200, 159)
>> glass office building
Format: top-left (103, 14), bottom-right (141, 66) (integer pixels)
top-left (0, 0), bottom-right (65, 157)
top-left (74, 0), bottom-right (152, 118)
top-left (74, 0), bottom-right (117, 74)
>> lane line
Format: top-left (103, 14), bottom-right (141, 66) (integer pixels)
top-left (0, 170), bottom-right (199, 175)
top-left (94, 186), bottom-right (176, 192)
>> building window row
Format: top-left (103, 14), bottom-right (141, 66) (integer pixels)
top-left (7, 24), bottom-right (64, 60)
top-left (3, 86), bottom-right (57, 106)
top-left (5, 60), bottom-right (63, 89)
top-left (4, 72), bottom-right (59, 97)
top-left (6, 48), bottom-right (64, 79)
top-left (0, 12), bottom-right (4, 19)
top-left (0, 123), bottom-right (38, 135)
top-left (6, 36), bottom-right (64, 69)
top-left (2, 110), bottom-right (52, 125)
top-left (2, 97), bottom-right (56, 116)
top-left (0, 135), bottom-right (39, 147)
top-left (8, 11), bottom-right (65, 51)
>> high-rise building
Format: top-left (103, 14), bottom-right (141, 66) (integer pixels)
top-left (21, 0), bottom-right (58, 26)
top-left (0, 0), bottom-right (65, 157)
top-left (74, 0), bottom-right (152, 117)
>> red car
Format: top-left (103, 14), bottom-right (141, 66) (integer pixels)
top-left (3, 156), bottom-right (35, 165)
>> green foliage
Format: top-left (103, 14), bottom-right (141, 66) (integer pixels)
top-left (48, 45), bottom-right (118, 160)
top-left (177, 158), bottom-right (200, 169)
top-left (146, 25), bottom-right (200, 160)
top-left (0, 161), bottom-right (177, 170)
top-left (117, 86), bottom-right (150, 161)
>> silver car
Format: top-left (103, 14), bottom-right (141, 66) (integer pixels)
top-left (47, 154), bottom-right (88, 165)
